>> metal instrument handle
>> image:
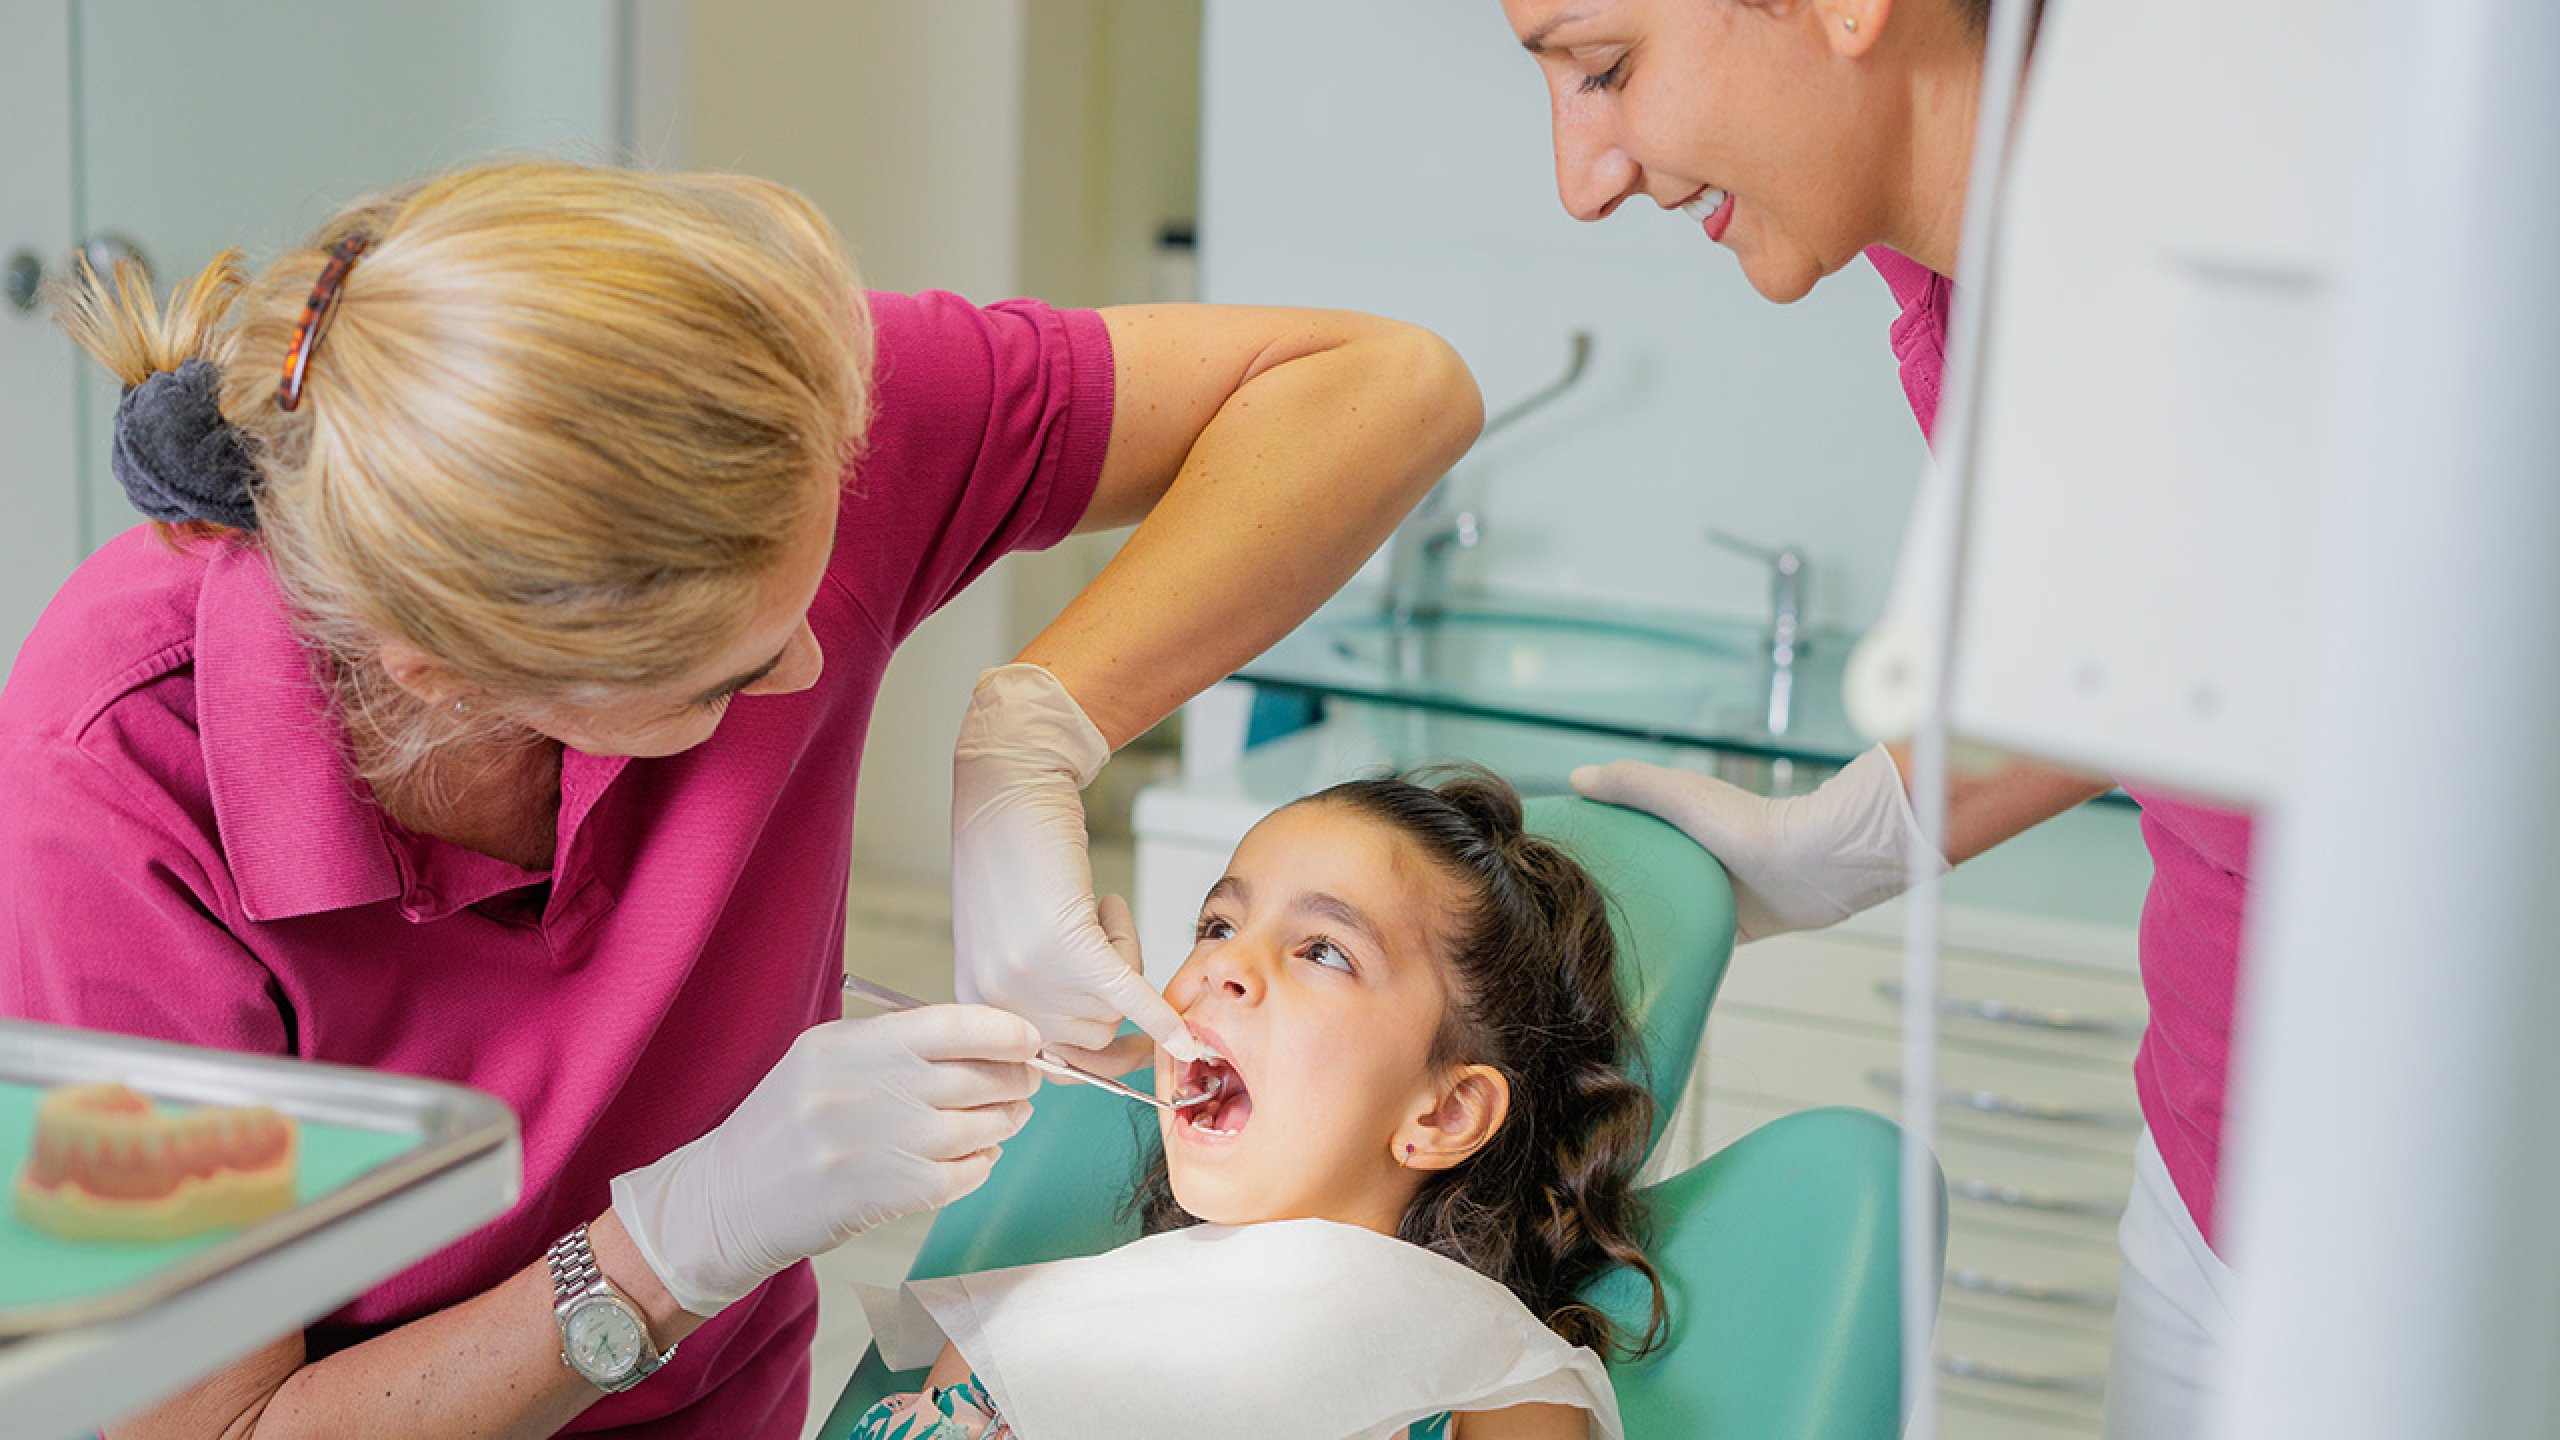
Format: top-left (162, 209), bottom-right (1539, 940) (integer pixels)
top-left (842, 972), bottom-right (1185, 1113)
top-left (1946, 1267), bottom-right (2117, 1312)
top-left (1949, 1176), bottom-right (2124, 1219)
top-left (1866, 1068), bottom-right (2143, 1131)
top-left (1939, 1353), bottom-right (2107, 1398)
top-left (1876, 981), bottom-right (2143, 1039)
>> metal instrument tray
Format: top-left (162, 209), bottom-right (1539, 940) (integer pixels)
top-left (0, 1009), bottom-right (514, 1332)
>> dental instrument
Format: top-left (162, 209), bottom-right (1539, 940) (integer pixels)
top-left (838, 973), bottom-right (1221, 1115)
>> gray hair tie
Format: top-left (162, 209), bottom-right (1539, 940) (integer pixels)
top-left (112, 358), bottom-right (261, 532)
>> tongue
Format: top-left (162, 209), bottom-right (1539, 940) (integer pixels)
top-left (1209, 1086), bottom-right (1252, 1133)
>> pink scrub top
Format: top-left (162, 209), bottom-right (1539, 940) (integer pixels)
top-left (0, 291), bottom-right (1114, 1437)
top-left (1869, 247), bottom-right (2252, 1252)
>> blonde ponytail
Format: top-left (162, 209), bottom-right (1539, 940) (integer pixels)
top-left (54, 248), bottom-right (246, 391)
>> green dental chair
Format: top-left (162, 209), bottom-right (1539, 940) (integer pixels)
top-left (822, 797), bottom-right (1944, 1439)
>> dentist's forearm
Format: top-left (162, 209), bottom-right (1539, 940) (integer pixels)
top-left (110, 1210), bottom-right (705, 1440)
top-left (1022, 311), bottom-right (1482, 749)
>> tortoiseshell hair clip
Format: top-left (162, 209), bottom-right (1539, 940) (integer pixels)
top-left (276, 233), bottom-right (371, 412)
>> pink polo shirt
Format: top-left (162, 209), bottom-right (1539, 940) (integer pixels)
top-left (1868, 247), bottom-right (2254, 1252)
top-left (0, 291), bottom-right (1113, 1436)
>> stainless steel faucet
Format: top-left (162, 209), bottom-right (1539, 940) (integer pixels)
top-left (1381, 498), bottom-right (1481, 628)
top-left (1708, 529), bottom-right (1808, 736)
top-left (1381, 332), bottom-right (1594, 628)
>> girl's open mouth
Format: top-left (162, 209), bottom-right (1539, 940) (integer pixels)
top-left (1173, 1049), bottom-right (1253, 1141)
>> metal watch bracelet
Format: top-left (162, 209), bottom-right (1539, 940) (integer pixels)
top-left (548, 1223), bottom-right (676, 1393)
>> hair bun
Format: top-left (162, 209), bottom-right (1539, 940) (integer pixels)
top-left (111, 358), bottom-right (261, 531)
top-left (1417, 764), bottom-right (1527, 843)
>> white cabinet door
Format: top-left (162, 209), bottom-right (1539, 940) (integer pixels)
top-left (2, 1), bottom-right (635, 683)
top-left (0, 2), bottom-right (79, 681)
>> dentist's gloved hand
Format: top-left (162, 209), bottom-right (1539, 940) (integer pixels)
top-left (610, 1005), bottom-right (1041, 1317)
top-left (1572, 743), bottom-right (1949, 943)
top-left (950, 663), bottom-right (1205, 1065)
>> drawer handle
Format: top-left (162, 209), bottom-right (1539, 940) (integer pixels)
top-left (1865, 1068), bottom-right (2143, 1131)
top-left (1876, 981), bottom-right (2142, 1039)
top-left (1947, 1267), bottom-right (2117, 1312)
top-left (1940, 1353), bottom-right (2108, 1398)
top-left (1951, 1176), bottom-right (2124, 1219)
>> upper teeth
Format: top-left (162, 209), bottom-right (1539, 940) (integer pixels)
top-left (1683, 187), bottom-right (1729, 222)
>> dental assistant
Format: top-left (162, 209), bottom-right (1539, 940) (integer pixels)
top-left (0, 160), bottom-right (1479, 1439)
top-left (1498, 3), bottom-right (2245, 1436)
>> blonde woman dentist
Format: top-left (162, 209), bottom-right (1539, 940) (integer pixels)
top-left (1495, 2), bottom-right (2250, 1436)
top-left (0, 159), bottom-right (1478, 1438)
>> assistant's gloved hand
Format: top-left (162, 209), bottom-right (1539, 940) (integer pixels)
top-left (950, 663), bottom-right (1203, 1064)
top-left (610, 1005), bottom-right (1042, 1317)
top-left (1572, 743), bottom-right (1949, 943)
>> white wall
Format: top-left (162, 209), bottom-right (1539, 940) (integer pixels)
top-left (1, 2), bottom-right (80, 684)
top-left (692, 2), bottom-right (1031, 889)
top-left (68, 2), bottom-right (625, 550)
top-left (1199, 0), bottom-right (1928, 632)
top-left (689, 1), bottom-right (1202, 886)
top-left (2, 2), bottom-right (628, 680)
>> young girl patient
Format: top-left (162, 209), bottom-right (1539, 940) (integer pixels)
top-left (848, 769), bottom-right (1667, 1440)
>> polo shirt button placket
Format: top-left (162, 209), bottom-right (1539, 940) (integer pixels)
top-left (541, 852), bottom-right (615, 954)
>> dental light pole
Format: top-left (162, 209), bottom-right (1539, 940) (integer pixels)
top-left (2215, 0), bottom-right (2560, 1435)
top-left (1860, 0), bottom-right (2560, 1434)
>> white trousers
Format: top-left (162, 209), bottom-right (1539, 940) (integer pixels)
top-left (2101, 1128), bottom-right (2241, 1440)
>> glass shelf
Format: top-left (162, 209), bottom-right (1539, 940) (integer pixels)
top-left (1232, 592), bottom-right (1871, 768)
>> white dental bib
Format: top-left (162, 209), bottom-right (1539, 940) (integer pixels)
top-left (856, 1218), bottom-right (1625, 1440)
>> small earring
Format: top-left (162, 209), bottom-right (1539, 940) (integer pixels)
top-left (1843, 15), bottom-right (1859, 32)
top-left (1401, 1144), bottom-right (1416, 1167)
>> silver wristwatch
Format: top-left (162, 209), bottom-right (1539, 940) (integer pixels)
top-left (547, 1224), bottom-right (676, 1393)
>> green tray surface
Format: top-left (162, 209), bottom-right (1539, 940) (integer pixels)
top-left (0, 1080), bottom-right (421, 1310)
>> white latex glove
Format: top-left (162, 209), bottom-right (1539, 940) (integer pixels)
top-left (1571, 743), bottom-right (1950, 943)
top-left (610, 1005), bottom-right (1042, 1317)
top-left (950, 663), bottom-right (1204, 1063)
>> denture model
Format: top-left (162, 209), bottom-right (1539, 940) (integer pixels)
top-left (14, 1082), bottom-right (298, 1242)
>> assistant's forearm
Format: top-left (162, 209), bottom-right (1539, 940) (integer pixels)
top-left (1886, 743), bottom-right (2115, 865)
top-left (1020, 328), bottom-right (1480, 748)
top-left (112, 1210), bottom-right (705, 1440)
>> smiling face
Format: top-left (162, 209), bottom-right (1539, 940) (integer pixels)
top-left (1499, 0), bottom-right (1957, 300)
top-left (1154, 800), bottom-right (1510, 1235)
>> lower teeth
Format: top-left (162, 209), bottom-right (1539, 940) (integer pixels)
top-left (1190, 1101), bottom-right (1239, 1138)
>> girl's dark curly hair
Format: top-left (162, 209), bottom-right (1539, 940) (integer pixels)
top-left (1131, 766), bottom-right (1668, 1358)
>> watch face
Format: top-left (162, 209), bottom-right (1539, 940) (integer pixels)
top-left (565, 1298), bottom-right (646, 1381)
